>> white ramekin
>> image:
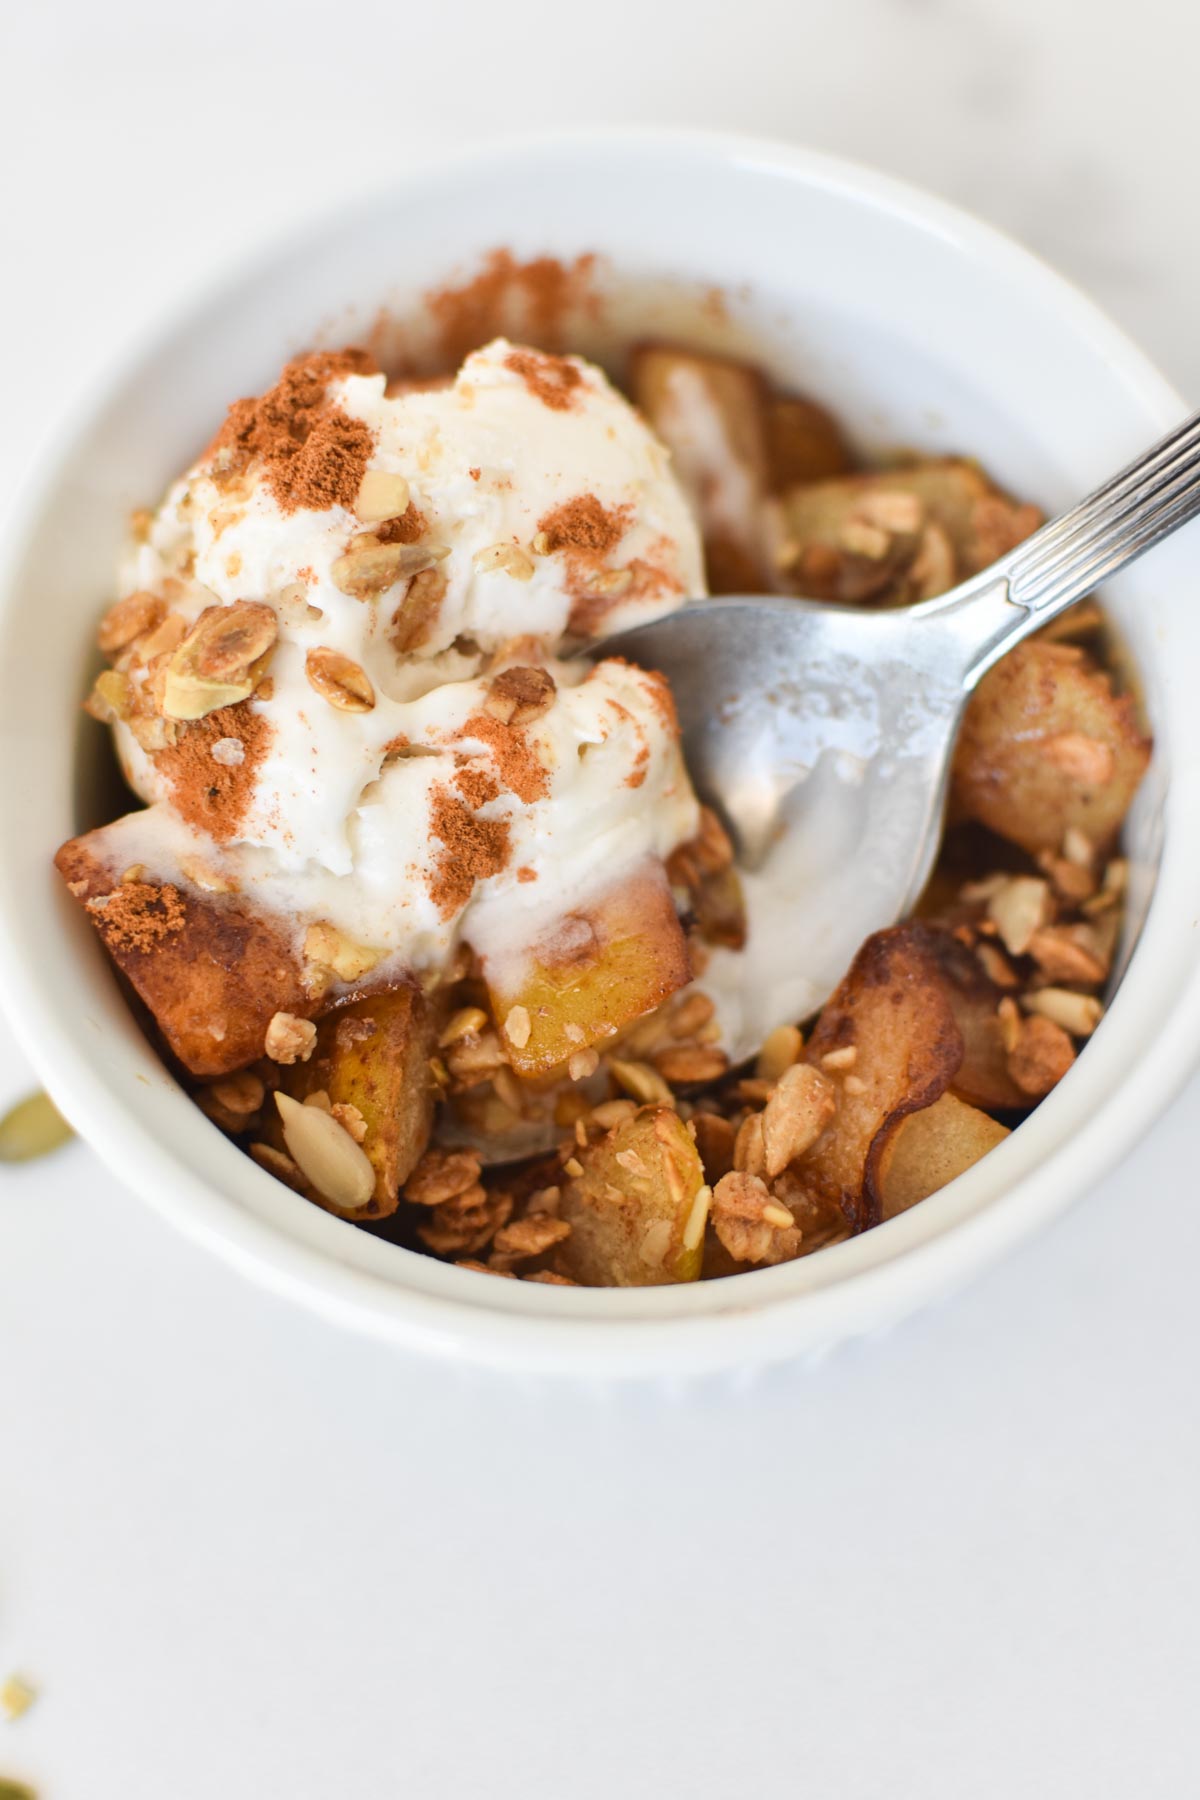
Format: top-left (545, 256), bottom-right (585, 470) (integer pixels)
top-left (0, 130), bottom-right (1193, 1380)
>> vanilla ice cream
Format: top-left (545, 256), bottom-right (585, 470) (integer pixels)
top-left (92, 338), bottom-right (705, 990)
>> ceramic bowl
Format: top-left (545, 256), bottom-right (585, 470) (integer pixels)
top-left (0, 130), bottom-right (1192, 1377)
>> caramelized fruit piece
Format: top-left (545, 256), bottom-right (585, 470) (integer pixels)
top-left (952, 640), bottom-right (1151, 854)
top-left (766, 394), bottom-right (854, 488)
top-left (780, 458), bottom-right (1040, 605)
top-left (56, 826), bottom-right (312, 1078)
top-left (874, 1092), bottom-right (1009, 1219)
top-left (629, 344), bottom-right (775, 592)
top-left (683, 864), bottom-right (747, 950)
top-left (483, 866), bottom-right (690, 1078)
top-left (279, 985), bottom-right (436, 1215)
top-left (791, 924), bottom-right (964, 1233)
top-left (559, 1107), bottom-right (706, 1286)
top-left (922, 927), bottom-right (1027, 1112)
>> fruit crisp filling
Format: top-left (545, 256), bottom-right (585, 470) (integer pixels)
top-left (57, 324), bottom-right (1150, 1287)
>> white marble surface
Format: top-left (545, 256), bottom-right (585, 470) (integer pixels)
top-left (3, 2), bottom-right (1200, 1794)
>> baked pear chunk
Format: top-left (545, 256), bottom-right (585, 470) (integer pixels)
top-left (780, 458), bottom-right (1041, 606)
top-left (483, 865), bottom-right (691, 1079)
top-left (56, 825), bottom-right (312, 1078)
top-left (629, 344), bottom-right (777, 592)
top-left (559, 1107), bottom-right (707, 1286)
top-left (952, 639), bottom-right (1151, 854)
top-left (874, 1093), bottom-right (1010, 1221)
top-left (790, 924), bottom-right (965, 1234)
top-left (277, 985), bottom-right (436, 1215)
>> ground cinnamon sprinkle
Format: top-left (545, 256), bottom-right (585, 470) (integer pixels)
top-left (516, 865), bottom-right (537, 883)
top-left (618, 660), bottom-right (682, 739)
top-left (87, 881), bottom-right (186, 954)
top-left (505, 349), bottom-right (583, 412)
top-left (425, 250), bottom-right (599, 367)
top-left (207, 349), bottom-right (379, 515)
top-left (156, 702), bottom-right (271, 842)
top-left (428, 786), bottom-right (511, 918)
top-left (453, 764), bottom-right (502, 809)
top-left (376, 502), bottom-right (428, 545)
top-left (462, 709), bottom-right (550, 804)
top-left (537, 494), bottom-right (629, 554)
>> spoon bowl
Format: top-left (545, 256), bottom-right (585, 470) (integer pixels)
top-left (598, 596), bottom-right (969, 1057)
top-left (595, 402), bottom-right (1200, 1060)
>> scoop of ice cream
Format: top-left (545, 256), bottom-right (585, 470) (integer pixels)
top-left (100, 340), bottom-right (705, 984)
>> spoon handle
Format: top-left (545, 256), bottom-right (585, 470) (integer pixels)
top-left (1005, 407), bottom-right (1200, 618)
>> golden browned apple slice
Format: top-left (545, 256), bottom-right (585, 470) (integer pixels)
top-left (952, 639), bottom-right (1152, 854)
top-left (482, 866), bottom-right (691, 1079)
top-left (278, 985), bottom-right (437, 1214)
top-left (784, 924), bottom-right (964, 1233)
top-left (559, 1107), bottom-right (707, 1286)
top-left (874, 1093), bottom-right (1010, 1219)
top-left (628, 344), bottom-right (776, 592)
top-left (56, 826), bottom-right (313, 1078)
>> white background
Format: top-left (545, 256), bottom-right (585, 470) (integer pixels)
top-left (3, 3), bottom-right (1199, 1795)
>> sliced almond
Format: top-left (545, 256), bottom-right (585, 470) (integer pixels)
top-left (502, 1005), bottom-right (532, 1049)
top-left (332, 535), bottom-right (447, 599)
top-left (586, 567), bottom-right (633, 597)
top-left (84, 669), bottom-right (134, 723)
top-left (180, 854), bottom-right (237, 895)
top-left (568, 1048), bottom-right (600, 1082)
top-left (391, 565), bottom-right (448, 652)
top-left (302, 919), bottom-right (383, 982)
top-left (355, 469), bottom-right (411, 523)
top-left (438, 1006), bottom-right (490, 1047)
top-left (275, 1091), bottom-right (375, 1212)
top-left (305, 647), bottom-right (375, 713)
top-left (681, 1182), bottom-right (713, 1252)
top-left (987, 875), bottom-right (1052, 957)
top-left (474, 542), bottom-right (535, 581)
top-left (1022, 988), bottom-right (1104, 1038)
top-left (163, 601), bottom-right (277, 720)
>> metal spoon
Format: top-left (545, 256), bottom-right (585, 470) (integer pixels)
top-left (593, 409), bottom-right (1200, 1062)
